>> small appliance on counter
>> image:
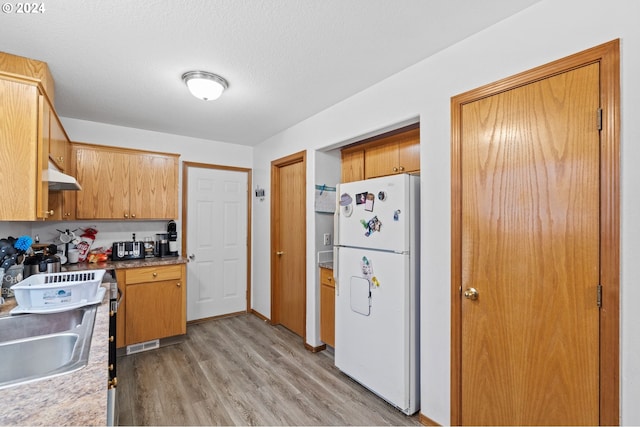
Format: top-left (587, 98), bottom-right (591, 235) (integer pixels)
top-left (154, 233), bottom-right (169, 257)
top-left (111, 234), bottom-right (145, 261)
top-left (23, 244), bottom-right (61, 278)
top-left (167, 220), bottom-right (179, 256)
top-left (155, 220), bottom-right (179, 257)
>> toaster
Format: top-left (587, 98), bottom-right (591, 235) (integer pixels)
top-left (111, 241), bottom-right (145, 261)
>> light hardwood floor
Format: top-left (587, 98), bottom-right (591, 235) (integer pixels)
top-left (117, 313), bottom-right (421, 426)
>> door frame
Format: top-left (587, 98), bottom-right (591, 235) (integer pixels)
top-left (270, 150), bottom-right (307, 339)
top-left (450, 39), bottom-right (620, 425)
top-left (181, 161), bottom-right (253, 316)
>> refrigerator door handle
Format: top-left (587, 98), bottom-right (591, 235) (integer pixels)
top-left (333, 246), bottom-right (339, 296)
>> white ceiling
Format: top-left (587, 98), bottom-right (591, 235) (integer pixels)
top-left (1, 0), bottom-right (541, 146)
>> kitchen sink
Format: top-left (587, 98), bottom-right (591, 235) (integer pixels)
top-left (0, 308), bottom-right (86, 342)
top-left (0, 306), bottom-right (97, 389)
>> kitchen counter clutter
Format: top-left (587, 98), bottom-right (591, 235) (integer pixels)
top-left (62, 255), bottom-right (187, 272)
top-left (0, 277), bottom-right (112, 425)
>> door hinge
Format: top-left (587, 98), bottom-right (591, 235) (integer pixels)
top-left (597, 284), bottom-right (603, 308)
top-left (597, 108), bottom-right (603, 131)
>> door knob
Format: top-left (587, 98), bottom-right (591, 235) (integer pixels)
top-left (189, 254), bottom-right (195, 261)
top-left (276, 251), bottom-right (285, 256)
top-left (464, 287), bottom-right (479, 300)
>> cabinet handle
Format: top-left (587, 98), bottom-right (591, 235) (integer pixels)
top-left (152, 272), bottom-right (157, 278)
top-left (46, 209), bottom-right (54, 216)
top-left (327, 277), bottom-right (332, 282)
top-left (131, 213), bottom-right (136, 218)
top-left (177, 282), bottom-right (182, 287)
top-left (392, 167), bottom-right (398, 172)
top-left (124, 213), bottom-right (129, 218)
top-left (399, 166), bottom-right (405, 171)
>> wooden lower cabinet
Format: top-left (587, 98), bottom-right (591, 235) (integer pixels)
top-left (116, 263), bottom-right (186, 348)
top-left (320, 267), bottom-right (335, 347)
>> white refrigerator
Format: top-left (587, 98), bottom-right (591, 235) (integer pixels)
top-left (333, 173), bottom-right (420, 415)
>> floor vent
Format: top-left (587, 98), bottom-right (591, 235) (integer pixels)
top-left (126, 339), bottom-right (160, 355)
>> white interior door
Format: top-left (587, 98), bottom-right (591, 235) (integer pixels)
top-left (186, 166), bottom-right (248, 321)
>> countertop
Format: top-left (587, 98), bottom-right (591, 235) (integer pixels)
top-left (0, 277), bottom-right (112, 426)
top-left (62, 255), bottom-right (188, 272)
top-left (0, 257), bottom-right (187, 425)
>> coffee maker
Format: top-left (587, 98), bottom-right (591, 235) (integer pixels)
top-left (167, 220), bottom-right (178, 256)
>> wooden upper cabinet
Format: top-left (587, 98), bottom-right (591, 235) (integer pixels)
top-left (129, 153), bottom-right (179, 220)
top-left (74, 145), bottom-right (129, 219)
top-left (49, 112), bottom-right (69, 171)
top-left (341, 148), bottom-right (365, 183)
top-left (340, 124), bottom-right (420, 183)
top-left (364, 127), bottom-right (420, 179)
top-left (1, 52), bottom-right (80, 221)
top-left (0, 77), bottom-right (51, 220)
top-left (74, 143), bottom-right (179, 220)
top-left (398, 133), bottom-right (420, 173)
top-left (0, 51), bottom-right (55, 102)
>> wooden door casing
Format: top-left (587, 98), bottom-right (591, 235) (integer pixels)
top-left (271, 151), bottom-right (307, 339)
top-left (451, 39), bottom-right (620, 426)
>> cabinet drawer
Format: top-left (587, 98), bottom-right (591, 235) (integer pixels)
top-left (320, 267), bottom-right (335, 287)
top-left (126, 265), bottom-right (183, 284)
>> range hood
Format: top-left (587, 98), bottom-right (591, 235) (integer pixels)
top-left (44, 161), bottom-right (82, 191)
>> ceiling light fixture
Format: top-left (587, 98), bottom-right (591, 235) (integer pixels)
top-left (182, 71), bottom-right (229, 101)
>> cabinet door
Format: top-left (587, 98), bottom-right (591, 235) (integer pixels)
top-left (37, 93), bottom-right (50, 219)
top-left (125, 279), bottom-right (185, 345)
top-left (47, 181), bottom-right (76, 220)
top-left (398, 129), bottom-right (420, 173)
top-left (364, 143), bottom-right (398, 179)
top-left (129, 153), bottom-right (178, 219)
top-left (341, 149), bottom-right (364, 183)
top-left (49, 111), bottom-right (69, 171)
top-left (75, 146), bottom-right (130, 219)
top-left (320, 268), bottom-right (335, 347)
top-left (47, 115), bottom-right (75, 221)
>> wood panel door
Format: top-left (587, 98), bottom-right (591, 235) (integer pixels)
top-left (451, 40), bottom-right (620, 426)
top-left (271, 151), bottom-right (306, 338)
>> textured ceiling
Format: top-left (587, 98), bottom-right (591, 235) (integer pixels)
top-left (0, 0), bottom-right (540, 146)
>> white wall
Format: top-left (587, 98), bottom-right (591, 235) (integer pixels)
top-left (62, 117), bottom-right (253, 167)
top-left (311, 150), bottom-right (341, 346)
top-left (251, 0), bottom-right (640, 424)
top-left (50, 118), bottom-right (254, 255)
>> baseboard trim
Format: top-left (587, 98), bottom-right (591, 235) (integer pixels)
top-left (304, 342), bottom-right (327, 353)
top-left (250, 309), bottom-right (271, 323)
top-left (419, 412), bottom-right (441, 426)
